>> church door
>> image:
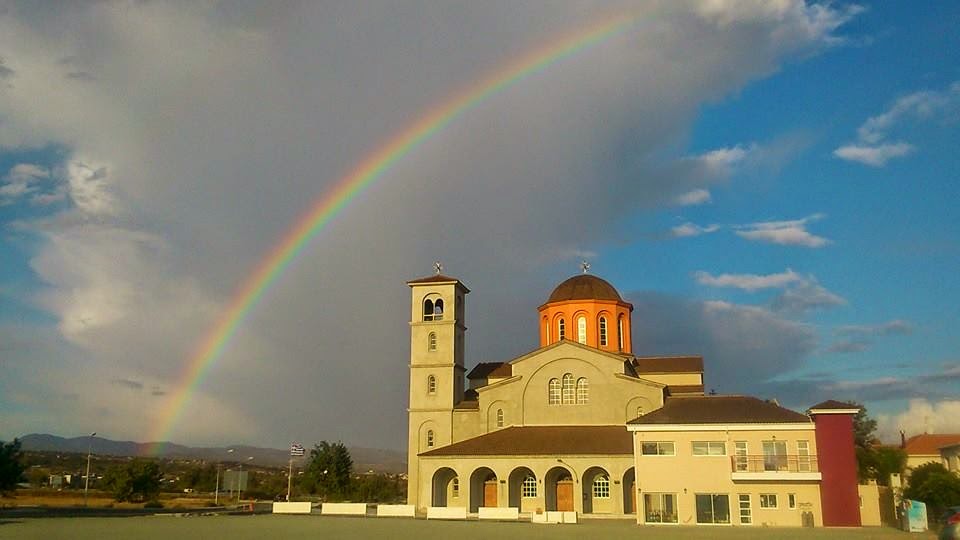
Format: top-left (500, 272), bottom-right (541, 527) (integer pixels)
top-left (483, 480), bottom-right (498, 507)
top-left (556, 480), bottom-right (574, 512)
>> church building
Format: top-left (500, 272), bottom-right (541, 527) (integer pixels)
top-left (406, 272), bottom-right (862, 527)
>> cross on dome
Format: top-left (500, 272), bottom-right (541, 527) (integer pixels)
top-left (581, 260), bottom-right (591, 274)
top-left (434, 261), bottom-right (443, 275)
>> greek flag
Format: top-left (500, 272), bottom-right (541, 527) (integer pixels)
top-left (290, 443), bottom-right (305, 457)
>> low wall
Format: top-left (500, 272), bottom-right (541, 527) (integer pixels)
top-left (272, 502), bottom-right (312, 514)
top-left (320, 502), bottom-right (368, 516)
top-left (533, 511), bottom-right (578, 524)
top-left (478, 507), bottom-right (519, 521)
top-left (376, 504), bottom-right (416, 518)
top-left (427, 506), bottom-right (468, 520)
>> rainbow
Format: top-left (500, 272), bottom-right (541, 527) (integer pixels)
top-left (147, 12), bottom-right (637, 453)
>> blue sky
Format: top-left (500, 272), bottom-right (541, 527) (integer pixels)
top-left (0, 2), bottom-right (957, 449)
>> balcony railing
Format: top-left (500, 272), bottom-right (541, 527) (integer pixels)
top-left (730, 455), bottom-right (819, 474)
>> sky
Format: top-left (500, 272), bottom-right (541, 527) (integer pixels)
top-left (0, 1), bottom-right (958, 452)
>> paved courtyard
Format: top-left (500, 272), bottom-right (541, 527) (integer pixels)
top-left (0, 515), bottom-right (933, 540)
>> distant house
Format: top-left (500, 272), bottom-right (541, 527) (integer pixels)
top-left (901, 433), bottom-right (960, 475)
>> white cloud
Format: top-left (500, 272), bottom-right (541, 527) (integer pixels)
top-left (877, 399), bottom-right (960, 442)
top-left (835, 81), bottom-right (959, 166)
top-left (674, 188), bottom-right (712, 206)
top-left (672, 222), bottom-right (721, 237)
top-left (64, 159), bottom-right (116, 216)
top-left (771, 277), bottom-right (846, 314)
top-left (837, 319), bottom-right (913, 337)
top-left (697, 145), bottom-right (750, 176)
top-left (734, 213), bottom-right (830, 247)
top-left (825, 340), bottom-right (870, 354)
top-left (0, 162), bottom-right (49, 203)
top-left (694, 268), bottom-right (801, 291)
top-left (833, 142), bottom-right (914, 167)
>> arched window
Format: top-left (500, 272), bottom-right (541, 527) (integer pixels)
top-left (558, 318), bottom-right (565, 340)
top-left (544, 318), bottom-right (550, 343)
top-left (428, 332), bottom-right (437, 351)
top-left (496, 408), bottom-right (504, 428)
top-left (426, 430), bottom-right (435, 448)
top-left (548, 378), bottom-right (561, 404)
top-left (599, 317), bottom-right (608, 346)
top-left (427, 375), bottom-right (437, 395)
top-left (576, 378), bottom-right (589, 404)
top-left (562, 373), bottom-right (575, 404)
top-left (577, 316), bottom-right (587, 344)
top-left (423, 299), bottom-right (434, 321)
top-left (522, 475), bottom-right (537, 498)
top-left (618, 315), bottom-right (625, 351)
top-left (452, 477), bottom-right (459, 498)
top-left (592, 474), bottom-right (610, 498)
top-left (433, 299), bottom-right (444, 320)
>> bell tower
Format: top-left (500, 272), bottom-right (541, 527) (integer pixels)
top-left (406, 268), bottom-right (468, 508)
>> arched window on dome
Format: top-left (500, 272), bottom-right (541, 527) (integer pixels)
top-left (496, 408), bottom-right (504, 428)
top-left (558, 318), bottom-right (565, 341)
top-left (433, 299), bottom-right (444, 320)
top-left (548, 378), bottom-right (561, 404)
top-left (428, 332), bottom-right (437, 351)
top-left (576, 377), bottom-right (589, 404)
top-left (561, 373), bottom-right (575, 404)
top-left (427, 375), bottom-right (437, 395)
top-left (543, 318), bottom-right (550, 343)
top-left (577, 316), bottom-right (587, 344)
top-left (618, 315), bottom-right (625, 351)
top-left (599, 316), bottom-right (608, 346)
top-left (423, 299), bottom-right (434, 321)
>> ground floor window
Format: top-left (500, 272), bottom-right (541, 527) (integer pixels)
top-left (788, 493), bottom-right (796, 509)
top-left (760, 493), bottom-right (778, 509)
top-left (592, 474), bottom-right (610, 498)
top-left (522, 475), bottom-right (537, 498)
top-left (696, 493), bottom-right (730, 524)
top-left (644, 493), bottom-right (677, 523)
top-left (738, 494), bottom-right (752, 524)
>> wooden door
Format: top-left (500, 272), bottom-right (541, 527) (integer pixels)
top-left (629, 482), bottom-right (636, 513)
top-left (556, 480), bottom-right (574, 512)
top-left (483, 480), bottom-right (498, 507)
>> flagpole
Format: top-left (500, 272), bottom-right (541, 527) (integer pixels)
top-left (286, 455), bottom-right (293, 502)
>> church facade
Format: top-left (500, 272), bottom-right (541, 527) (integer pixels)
top-left (406, 272), bottom-right (861, 527)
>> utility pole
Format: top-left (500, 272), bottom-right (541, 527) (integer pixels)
top-left (84, 432), bottom-right (96, 506)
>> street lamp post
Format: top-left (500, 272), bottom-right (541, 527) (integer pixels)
top-left (238, 456), bottom-right (253, 505)
top-left (84, 432), bottom-right (96, 507)
top-left (225, 449), bottom-right (235, 502)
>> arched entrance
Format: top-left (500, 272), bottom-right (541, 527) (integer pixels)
top-left (507, 467), bottom-right (536, 510)
top-left (582, 466), bottom-right (611, 514)
top-left (622, 467), bottom-right (636, 514)
top-left (431, 468), bottom-right (459, 507)
top-left (469, 467), bottom-right (498, 511)
top-left (544, 466), bottom-right (574, 512)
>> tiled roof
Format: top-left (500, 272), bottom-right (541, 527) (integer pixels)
top-left (419, 425), bottom-right (632, 457)
top-left (633, 356), bottom-right (703, 374)
top-left (903, 434), bottom-right (960, 456)
top-left (628, 395), bottom-right (811, 425)
top-left (406, 274), bottom-right (469, 290)
top-left (547, 275), bottom-right (624, 303)
top-left (466, 362), bottom-right (512, 380)
top-left (809, 400), bottom-right (860, 411)
top-left (666, 384), bottom-right (705, 395)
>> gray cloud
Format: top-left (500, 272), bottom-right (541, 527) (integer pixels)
top-left (836, 319), bottom-right (913, 337)
top-left (825, 340), bottom-right (870, 354)
top-left (111, 378), bottom-right (144, 390)
top-left (0, 2), bottom-right (858, 449)
top-left (770, 277), bottom-right (846, 314)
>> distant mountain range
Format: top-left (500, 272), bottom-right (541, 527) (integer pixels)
top-left (17, 433), bottom-right (406, 473)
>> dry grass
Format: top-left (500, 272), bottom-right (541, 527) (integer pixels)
top-left (2, 491), bottom-right (217, 509)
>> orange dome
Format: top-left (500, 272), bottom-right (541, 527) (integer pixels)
top-left (547, 274), bottom-right (623, 303)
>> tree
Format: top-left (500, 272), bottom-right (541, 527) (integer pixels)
top-left (302, 441), bottom-right (352, 501)
top-left (904, 462), bottom-right (960, 519)
top-left (849, 403), bottom-right (905, 484)
top-left (104, 459), bottom-right (163, 502)
top-left (0, 439), bottom-right (26, 494)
